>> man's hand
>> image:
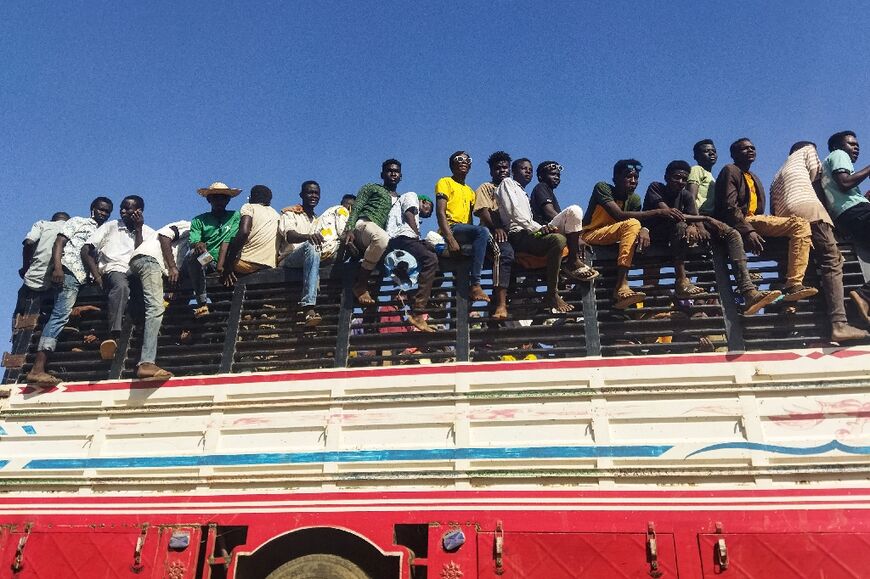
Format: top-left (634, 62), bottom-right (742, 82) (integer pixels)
top-left (221, 270), bottom-right (237, 288)
top-left (308, 231), bottom-right (325, 247)
top-left (446, 235), bottom-right (461, 254)
top-left (92, 273), bottom-right (104, 290)
top-left (694, 224), bottom-right (711, 242)
top-left (132, 208), bottom-right (144, 229)
top-left (658, 208), bottom-right (685, 222)
top-left (745, 231), bottom-right (765, 254)
top-left (167, 265), bottom-right (180, 287)
top-left (493, 228), bottom-right (508, 243)
top-left (540, 224), bottom-right (559, 235)
top-left (636, 227), bottom-right (651, 253)
top-left (193, 242), bottom-right (208, 256)
top-left (51, 266), bottom-right (64, 285)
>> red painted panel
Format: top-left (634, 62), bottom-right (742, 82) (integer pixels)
top-left (477, 532), bottom-right (677, 578)
top-left (2, 526), bottom-right (158, 579)
top-left (154, 526), bottom-right (200, 579)
top-left (699, 533), bottom-right (870, 578)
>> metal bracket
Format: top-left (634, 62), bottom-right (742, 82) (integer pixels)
top-left (646, 522), bottom-right (663, 578)
top-left (494, 520), bottom-right (505, 575)
top-left (206, 523), bottom-right (230, 570)
top-left (131, 523), bottom-right (149, 573)
top-left (11, 523), bottom-right (33, 572)
top-left (715, 521), bottom-right (728, 571)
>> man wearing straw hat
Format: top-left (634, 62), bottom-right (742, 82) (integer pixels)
top-left (187, 182), bottom-right (241, 317)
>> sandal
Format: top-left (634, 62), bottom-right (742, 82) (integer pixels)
top-left (193, 304), bottom-right (210, 319)
top-left (742, 289), bottom-right (782, 316)
top-left (407, 313), bottom-right (435, 333)
top-left (25, 371), bottom-right (61, 386)
top-left (782, 284), bottom-right (818, 302)
top-left (675, 283), bottom-right (706, 299)
top-left (304, 308), bottom-right (322, 328)
top-left (565, 264), bottom-right (600, 282)
top-left (613, 288), bottom-right (646, 310)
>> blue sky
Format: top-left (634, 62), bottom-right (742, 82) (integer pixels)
top-left (2, 1), bottom-right (868, 350)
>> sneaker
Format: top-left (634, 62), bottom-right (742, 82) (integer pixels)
top-left (782, 284), bottom-right (818, 302)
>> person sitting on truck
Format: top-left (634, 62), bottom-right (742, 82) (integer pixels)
top-left (530, 160), bottom-right (599, 282)
top-left (819, 131), bottom-right (870, 325)
top-left (81, 195), bottom-right (156, 361)
top-left (644, 160), bottom-right (782, 314)
top-left (687, 139), bottom-right (718, 216)
top-left (714, 138), bottom-right (818, 302)
top-left (14, 211), bottom-right (70, 326)
top-left (340, 194), bottom-right (356, 211)
top-left (186, 182), bottom-right (242, 318)
top-left (221, 185), bottom-right (280, 287)
top-left (25, 197), bottom-right (113, 385)
top-left (344, 159), bottom-right (401, 306)
top-left (496, 158), bottom-right (575, 313)
top-left (474, 151), bottom-right (516, 319)
top-left (385, 190), bottom-right (438, 332)
top-left (771, 141), bottom-right (867, 341)
top-left (581, 160), bottom-right (674, 309)
top-left (435, 151), bottom-right (491, 303)
top-left (128, 220), bottom-right (191, 379)
top-left (280, 180), bottom-right (349, 327)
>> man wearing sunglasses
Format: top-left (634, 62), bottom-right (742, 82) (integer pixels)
top-left (714, 138), bottom-right (817, 302)
top-left (435, 151), bottom-right (491, 303)
top-left (530, 161), bottom-right (598, 282)
top-left (582, 160), bottom-right (681, 309)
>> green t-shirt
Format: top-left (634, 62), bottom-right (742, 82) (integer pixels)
top-left (189, 210), bottom-right (241, 261)
top-left (582, 181), bottom-right (641, 231)
top-left (822, 149), bottom-right (868, 219)
top-left (688, 165), bottom-right (716, 215)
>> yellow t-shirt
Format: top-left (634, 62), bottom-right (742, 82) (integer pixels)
top-left (435, 177), bottom-right (475, 226)
top-left (744, 172), bottom-right (758, 217)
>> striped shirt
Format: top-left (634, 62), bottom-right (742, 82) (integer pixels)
top-left (770, 145), bottom-right (830, 225)
top-left (347, 183), bottom-right (395, 231)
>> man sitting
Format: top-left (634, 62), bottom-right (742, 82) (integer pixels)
top-left (645, 160), bottom-right (781, 314)
top-left (435, 151), bottom-right (491, 303)
top-left (687, 139), bottom-right (718, 216)
top-left (496, 158), bottom-right (575, 313)
top-left (222, 184), bottom-right (279, 286)
top-left (582, 160), bottom-right (678, 309)
top-left (771, 140), bottom-right (866, 340)
top-left (714, 138), bottom-right (817, 302)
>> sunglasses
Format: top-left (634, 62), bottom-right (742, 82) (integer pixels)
top-left (623, 163), bottom-right (643, 173)
top-left (543, 163), bottom-right (564, 172)
top-left (453, 155), bottom-right (472, 164)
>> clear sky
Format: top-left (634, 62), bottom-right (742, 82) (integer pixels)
top-left (2, 1), bottom-right (868, 350)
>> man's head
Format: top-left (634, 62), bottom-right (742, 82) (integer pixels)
top-left (341, 194), bottom-right (356, 211)
top-left (664, 160), bottom-right (692, 193)
top-left (449, 151), bottom-right (472, 178)
top-left (89, 197), bottom-right (113, 226)
top-left (612, 159), bottom-right (643, 193)
top-left (299, 181), bottom-right (321, 210)
top-left (206, 193), bottom-right (231, 212)
top-left (381, 159), bottom-right (402, 190)
top-left (511, 158), bottom-right (533, 187)
top-left (693, 139), bottom-right (717, 169)
top-left (828, 131), bottom-right (859, 162)
top-left (789, 141), bottom-right (816, 155)
top-left (487, 151), bottom-right (512, 185)
top-left (51, 212), bottom-right (70, 222)
top-left (249, 185), bottom-right (273, 206)
top-left (418, 194), bottom-right (434, 219)
top-left (536, 161), bottom-right (563, 189)
top-left (119, 195), bottom-right (144, 228)
top-left (730, 138), bottom-right (756, 166)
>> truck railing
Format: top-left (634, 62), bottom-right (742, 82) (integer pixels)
top-left (5, 238), bottom-right (870, 384)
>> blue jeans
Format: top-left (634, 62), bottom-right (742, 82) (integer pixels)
top-left (130, 256), bottom-right (165, 365)
top-left (450, 223), bottom-right (491, 286)
top-left (282, 242), bottom-right (321, 307)
top-left (37, 270), bottom-right (82, 352)
top-left (186, 253), bottom-right (217, 305)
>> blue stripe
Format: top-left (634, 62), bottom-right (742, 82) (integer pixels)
top-left (23, 445), bottom-right (671, 470)
top-left (686, 439), bottom-right (870, 458)
top-left (22, 425), bottom-right (36, 435)
top-left (0, 427), bottom-right (7, 436)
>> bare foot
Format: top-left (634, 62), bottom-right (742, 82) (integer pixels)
top-left (25, 371), bottom-right (61, 386)
top-left (136, 362), bottom-right (173, 379)
top-left (354, 289), bottom-right (375, 306)
top-left (407, 313), bottom-right (435, 333)
top-left (491, 304), bottom-right (508, 320)
top-left (544, 295), bottom-right (574, 313)
top-left (469, 285), bottom-right (490, 302)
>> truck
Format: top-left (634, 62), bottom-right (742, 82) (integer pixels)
top-left (2, 242), bottom-right (869, 578)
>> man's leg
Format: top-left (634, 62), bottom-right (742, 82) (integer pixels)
top-left (582, 219), bottom-right (644, 308)
top-left (511, 230), bottom-right (572, 313)
top-left (27, 271), bottom-right (81, 384)
top-left (353, 220), bottom-right (389, 305)
top-left (389, 236), bottom-right (437, 332)
top-left (492, 240), bottom-right (514, 319)
top-left (835, 204), bottom-right (870, 303)
top-left (130, 256), bottom-right (174, 377)
top-left (450, 223), bottom-right (492, 302)
top-left (746, 215), bottom-right (817, 300)
top-left (662, 221), bottom-right (698, 296)
top-left (101, 271), bottom-right (131, 360)
top-left (549, 205), bottom-right (595, 274)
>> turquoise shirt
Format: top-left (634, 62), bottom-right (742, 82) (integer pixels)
top-left (822, 149), bottom-right (867, 219)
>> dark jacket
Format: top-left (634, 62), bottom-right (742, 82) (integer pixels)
top-left (714, 163), bottom-right (765, 236)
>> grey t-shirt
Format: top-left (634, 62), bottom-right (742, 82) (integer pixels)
top-left (23, 219), bottom-right (66, 290)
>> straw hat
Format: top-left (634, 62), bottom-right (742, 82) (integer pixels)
top-left (197, 181), bottom-right (242, 197)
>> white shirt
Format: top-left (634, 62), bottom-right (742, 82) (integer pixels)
top-left (496, 178), bottom-right (543, 234)
top-left (86, 219), bottom-right (156, 275)
top-left (60, 216), bottom-right (100, 284)
top-left (386, 192), bottom-right (420, 239)
top-left (131, 220), bottom-right (191, 275)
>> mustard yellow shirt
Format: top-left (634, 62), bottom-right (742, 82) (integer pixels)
top-left (435, 176), bottom-right (475, 226)
top-left (744, 172), bottom-right (758, 217)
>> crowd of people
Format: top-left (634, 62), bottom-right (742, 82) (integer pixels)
top-left (14, 130), bottom-right (870, 385)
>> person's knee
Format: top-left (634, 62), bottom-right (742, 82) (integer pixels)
top-left (622, 218), bottom-right (642, 234)
top-left (550, 233), bottom-right (568, 250)
top-left (500, 244), bottom-right (515, 261)
top-left (567, 205), bottom-right (583, 221)
top-left (786, 216), bottom-right (811, 237)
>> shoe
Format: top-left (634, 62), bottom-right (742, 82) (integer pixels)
top-left (742, 289), bottom-right (782, 316)
top-left (100, 339), bottom-right (117, 360)
top-left (613, 288), bottom-right (646, 310)
top-left (136, 362), bottom-right (173, 379)
top-left (782, 284), bottom-right (818, 302)
top-left (304, 309), bottom-right (322, 327)
top-left (407, 313), bottom-right (435, 333)
top-left (850, 291), bottom-right (870, 327)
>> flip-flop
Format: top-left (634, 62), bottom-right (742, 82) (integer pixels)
top-left (304, 309), bottom-right (322, 328)
top-left (675, 284), bottom-right (706, 299)
top-left (565, 264), bottom-right (600, 282)
top-left (613, 289), bottom-right (646, 310)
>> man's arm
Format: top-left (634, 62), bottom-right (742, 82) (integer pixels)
top-left (159, 228), bottom-right (181, 286)
top-left (834, 165), bottom-right (870, 191)
top-left (21, 240), bottom-right (36, 278)
top-left (496, 180), bottom-right (541, 233)
top-left (435, 196), bottom-right (460, 253)
top-left (80, 244), bottom-right (102, 288)
top-left (402, 206), bottom-right (420, 238)
top-left (131, 208), bottom-right (145, 248)
top-left (223, 215), bottom-right (252, 269)
top-left (532, 185), bottom-right (560, 222)
top-left (50, 235), bottom-right (69, 284)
